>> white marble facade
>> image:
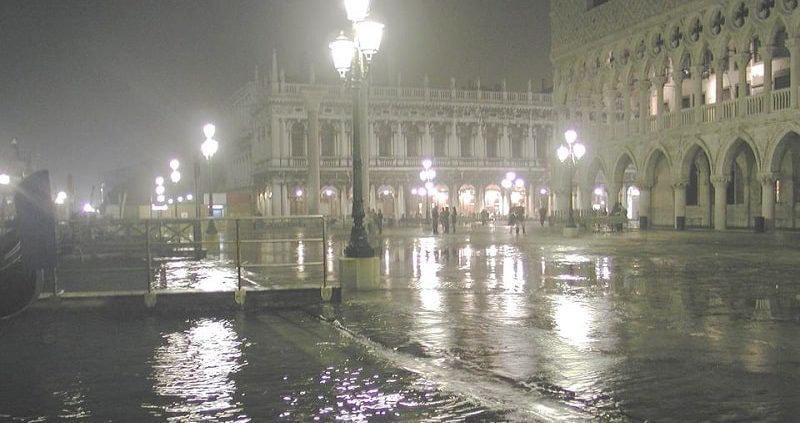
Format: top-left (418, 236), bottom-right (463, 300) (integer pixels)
top-left (551, 0), bottom-right (800, 230)
top-left (222, 53), bottom-right (554, 221)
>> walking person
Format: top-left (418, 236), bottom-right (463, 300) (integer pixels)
top-left (451, 207), bottom-right (458, 233)
top-left (538, 206), bottom-right (547, 227)
top-left (441, 207), bottom-right (450, 233)
top-left (508, 210), bottom-right (517, 234)
top-left (431, 206), bottom-right (439, 234)
top-left (377, 209), bottom-right (384, 235)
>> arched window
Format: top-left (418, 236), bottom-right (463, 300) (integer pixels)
top-left (405, 124), bottom-right (419, 157)
top-left (460, 134), bottom-right (472, 158)
top-left (321, 123), bottom-right (336, 157)
top-left (291, 123), bottom-right (305, 157)
top-left (378, 124), bottom-right (392, 157)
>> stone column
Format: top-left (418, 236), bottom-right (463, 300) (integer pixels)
top-left (788, 37), bottom-right (800, 108)
top-left (673, 180), bottom-right (687, 229)
top-left (621, 84), bottom-right (633, 122)
top-left (607, 183), bottom-right (621, 208)
top-left (449, 121), bottom-right (458, 157)
top-left (604, 86), bottom-right (617, 123)
top-left (763, 46), bottom-right (775, 94)
top-left (394, 121), bottom-right (403, 157)
top-left (302, 89), bottom-right (324, 214)
top-left (672, 69), bottom-right (684, 111)
top-left (761, 173), bottom-right (777, 230)
top-left (689, 65), bottom-right (703, 107)
top-left (638, 80), bottom-right (651, 131)
top-left (638, 184), bottom-right (651, 226)
top-left (714, 59), bottom-right (726, 104)
top-left (396, 183), bottom-right (405, 220)
top-left (423, 122), bottom-right (433, 157)
top-left (280, 183), bottom-right (289, 216)
top-left (501, 125), bottom-right (510, 157)
top-left (737, 52), bottom-right (750, 106)
top-left (711, 175), bottom-right (728, 230)
top-left (271, 181), bottom-right (282, 217)
top-left (652, 76), bottom-right (666, 115)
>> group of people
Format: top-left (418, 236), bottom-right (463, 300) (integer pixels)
top-left (366, 208), bottom-right (384, 235)
top-left (430, 206), bottom-right (457, 234)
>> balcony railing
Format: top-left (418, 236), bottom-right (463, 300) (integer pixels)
top-left (577, 87), bottom-right (796, 139)
top-left (258, 156), bottom-right (544, 172)
top-left (277, 82), bottom-right (551, 105)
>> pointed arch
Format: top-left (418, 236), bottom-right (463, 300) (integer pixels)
top-left (642, 144), bottom-right (674, 186)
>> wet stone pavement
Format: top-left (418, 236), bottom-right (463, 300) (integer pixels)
top-left (328, 223), bottom-right (800, 421)
top-left (3, 222), bottom-right (800, 421)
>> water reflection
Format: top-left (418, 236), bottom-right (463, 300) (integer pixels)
top-left (148, 318), bottom-right (247, 422)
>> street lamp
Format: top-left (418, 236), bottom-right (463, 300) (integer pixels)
top-left (419, 159), bottom-right (436, 224)
top-left (330, 0), bottom-right (384, 258)
top-left (201, 123), bottom-right (219, 235)
top-left (556, 129), bottom-right (586, 228)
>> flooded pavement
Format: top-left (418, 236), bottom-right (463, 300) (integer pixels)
top-left (3, 223), bottom-right (800, 421)
top-left (329, 224), bottom-right (800, 421)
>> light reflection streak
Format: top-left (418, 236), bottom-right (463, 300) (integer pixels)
top-left (296, 241), bottom-right (305, 273)
top-left (148, 318), bottom-right (247, 421)
top-left (416, 239), bottom-right (442, 312)
top-left (553, 296), bottom-right (593, 350)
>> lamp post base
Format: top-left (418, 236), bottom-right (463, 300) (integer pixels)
top-left (206, 219), bottom-right (217, 235)
top-left (339, 256), bottom-right (380, 290)
top-left (344, 224), bottom-right (374, 258)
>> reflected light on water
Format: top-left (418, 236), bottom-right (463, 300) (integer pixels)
top-left (553, 296), bottom-right (593, 350)
top-left (148, 318), bottom-right (247, 421)
top-left (296, 241), bottom-right (305, 273)
top-left (416, 238), bottom-right (442, 312)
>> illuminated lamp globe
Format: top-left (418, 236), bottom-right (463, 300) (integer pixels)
top-left (422, 159), bottom-right (432, 170)
top-left (170, 170), bottom-right (181, 184)
top-left (354, 20), bottom-right (384, 61)
top-left (556, 145), bottom-right (570, 163)
top-left (169, 159), bottom-right (180, 171)
top-left (573, 143), bottom-right (586, 160)
top-left (203, 123), bottom-right (216, 139)
top-left (155, 176), bottom-right (164, 186)
top-left (329, 32), bottom-right (355, 78)
top-left (344, 0), bottom-right (370, 22)
top-left (501, 179), bottom-right (512, 189)
top-left (201, 137), bottom-right (218, 160)
top-left (564, 129), bottom-right (577, 145)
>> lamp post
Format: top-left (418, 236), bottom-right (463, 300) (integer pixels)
top-left (501, 172), bottom-right (524, 215)
top-left (169, 159), bottom-right (181, 218)
top-left (419, 159), bottom-right (436, 224)
top-left (201, 123), bottom-right (219, 235)
top-left (556, 129), bottom-right (586, 228)
top-left (330, 0), bottom-right (384, 258)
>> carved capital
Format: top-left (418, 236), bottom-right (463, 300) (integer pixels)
top-left (760, 172), bottom-right (779, 185)
top-left (672, 178), bottom-right (690, 189)
top-left (710, 175), bottom-right (730, 186)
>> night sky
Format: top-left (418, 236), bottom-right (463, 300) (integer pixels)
top-left (0, 0), bottom-right (550, 201)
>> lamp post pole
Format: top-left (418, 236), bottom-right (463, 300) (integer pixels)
top-left (330, 0), bottom-right (384, 258)
top-left (557, 129), bottom-right (586, 229)
top-left (202, 124), bottom-right (219, 235)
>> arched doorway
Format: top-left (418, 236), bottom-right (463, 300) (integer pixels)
top-left (431, 184), bottom-right (449, 208)
top-left (683, 146), bottom-right (712, 228)
top-left (770, 132), bottom-right (800, 229)
top-left (484, 184), bottom-right (502, 216)
top-left (290, 186), bottom-right (306, 215)
top-left (458, 185), bottom-right (477, 215)
top-left (321, 186), bottom-right (338, 216)
top-left (377, 185), bottom-right (395, 216)
top-left (722, 139), bottom-right (759, 228)
top-left (648, 151), bottom-right (673, 226)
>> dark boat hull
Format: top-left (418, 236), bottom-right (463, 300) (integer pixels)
top-left (0, 230), bottom-right (39, 319)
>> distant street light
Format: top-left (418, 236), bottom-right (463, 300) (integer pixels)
top-left (557, 129), bottom-right (586, 229)
top-left (501, 172), bottom-right (524, 215)
top-left (201, 123), bottom-right (219, 235)
top-left (330, 0), bottom-right (384, 258)
top-left (0, 174), bottom-right (9, 185)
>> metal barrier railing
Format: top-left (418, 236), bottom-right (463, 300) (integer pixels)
top-left (53, 215), bottom-right (328, 295)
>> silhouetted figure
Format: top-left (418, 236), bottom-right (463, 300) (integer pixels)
top-left (441, 207), bottom-right (450, 233)
top-left (538, 206), bottom-right (547, 227)
top-left (431, 206), bottom-right (439, 234)
top-left (451, 207), bottom-right (458, 233)
top-left (377, 209), bottom-right (384, 234)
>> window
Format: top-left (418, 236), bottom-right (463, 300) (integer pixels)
top-left (321, 124), bottom-right (336, 157)
top-left (290, 123), bottom-right (305, 157)
top-left (434, 127), bottom-right (447, 157)
top-left (460, 135), bottom-right (472, 158)
top-left (485, 137), bottom-right (498, 158)
top-left (511, 136), bottom-right (524, 158)
top-left (405, 126), bottom-right (419, 157)
top-left (378, 125), bottom-right (392, 157)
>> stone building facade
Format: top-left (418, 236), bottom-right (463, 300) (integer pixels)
top-left (551, 0), bottom-right (800, 230)
top-left (222, 52), bottom-right (554, 221)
